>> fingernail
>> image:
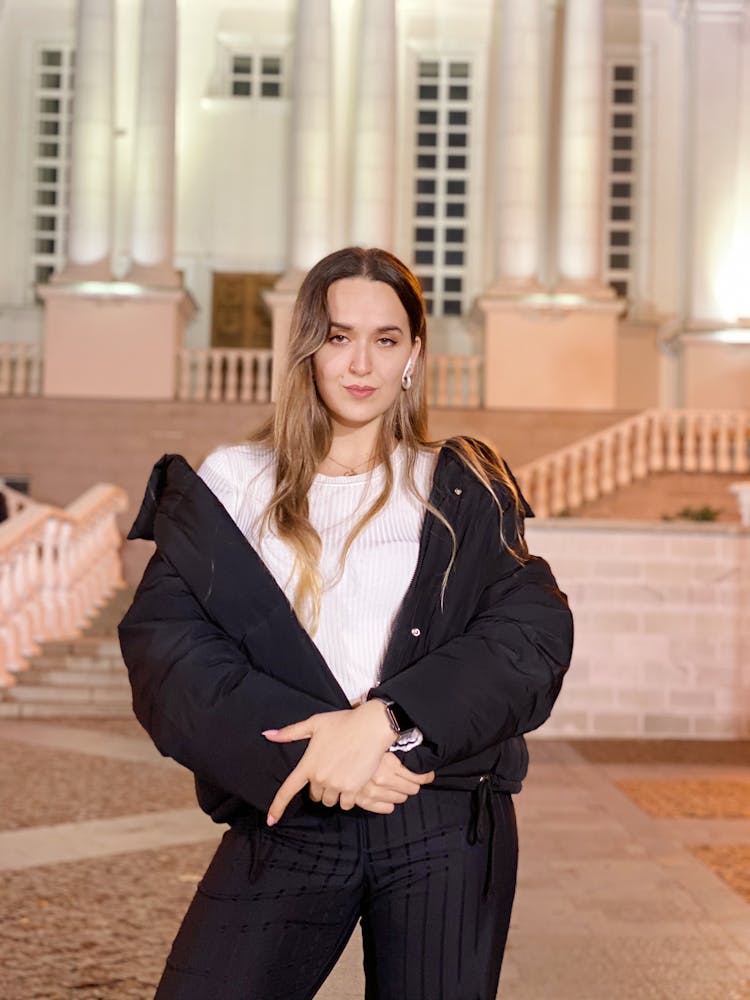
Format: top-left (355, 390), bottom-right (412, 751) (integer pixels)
top-left (262, 729), bottom-right (279, 738)
top-left (266, 814), bottom-right (277, 827)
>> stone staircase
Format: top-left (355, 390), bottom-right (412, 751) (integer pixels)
top-left (570, 471), bottom-right (744, 522)
top-left (0, 587), bottom-right (135, 719)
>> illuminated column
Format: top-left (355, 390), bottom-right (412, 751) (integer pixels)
top-left (490, 0), bottom-right (543, 292)
top-left (65, 0), bottom-right (114, 277)
top-left (129, 0), bottom-right (179, 285)
top-left (289, 0), bottom-right (332, 270)
top-left (557, 0), bottom-right (609, 294)
top-left (350, 0), bottom-right (396, 249)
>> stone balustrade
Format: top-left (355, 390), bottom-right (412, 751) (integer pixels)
top-left (425, 354), bottom-right (482, 408)
top-left (176, 347), bottom-right (274, 403)
top-left (0, 483), bottom-right (127, 685)
top-left (177, 347), bottom-right (483, 408)
top-left (0, 343), bottom-right (43, 396)
top-left (517, 409), bottom-right (750, 518)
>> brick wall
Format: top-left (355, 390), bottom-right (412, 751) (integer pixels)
top-left (528, 520), bottom-right (750, 739)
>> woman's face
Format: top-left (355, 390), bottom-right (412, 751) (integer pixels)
top-left (312, 277), bottom-right (421, 435)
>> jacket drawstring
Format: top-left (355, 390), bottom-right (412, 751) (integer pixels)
top-left (468, 774), bottom-right (498, 900)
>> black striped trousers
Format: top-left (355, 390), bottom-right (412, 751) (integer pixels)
top-left (155, 785), bottom-right (518, 1000)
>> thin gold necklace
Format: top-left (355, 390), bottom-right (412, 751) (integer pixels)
top-left (324, 453), bottom-right (375, 476)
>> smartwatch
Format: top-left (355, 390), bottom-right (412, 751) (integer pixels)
top-left (368, 696), bottom-right (415, 738)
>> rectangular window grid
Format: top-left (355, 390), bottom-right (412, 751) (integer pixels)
top-left (32, 46), bottom-right (74, 289)
top-left (413, 59), bottom-right (472, 316)
top-left (604, 61), bottom-right (638, 302)
top-left (230, 53), bottom-right (285, 99)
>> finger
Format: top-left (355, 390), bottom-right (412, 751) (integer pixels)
top-left (386, 759), bottom-right (435, 785)
top-left (389, 777), bottom-right (424, 797)
top-left (373, 766), bottom-right (423, 792)
top-left (407, 768), bottom-right (436, 784)
top-left (339, 793), bottom-right (356, 811)
top-left (308, 782), bottom-right (323, 803)
top-left (321, 788), bottom-right (339, 808)
top-left (359, 785), bottom-right (409, 805)
top-left (356, 799), bottom-right (395, 815)
top-left (267, 766), bottom-right (308, 826)
top-left (262, 718), bottom-right (316, 743)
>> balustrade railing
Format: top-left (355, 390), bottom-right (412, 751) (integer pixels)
top-left (0, 483), bottom-right (127, 685)
top-left (0, 343), bottom-right (43, 396)
top-left (516, 409), bottom-right (750, 518)
top-left (176, 347), bottom-right (483, 408)
top-left (177, 348), bottom-right (274, 403)
top-left (426, 355), bottom-right (482, 408)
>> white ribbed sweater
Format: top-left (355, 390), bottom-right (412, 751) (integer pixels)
top-left (197, 443), bottom-right (439, 705)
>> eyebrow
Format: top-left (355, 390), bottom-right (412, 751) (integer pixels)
top-left (328, 322), bottom-right (405, 335)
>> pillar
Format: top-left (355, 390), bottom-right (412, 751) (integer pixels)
top-left (288, 0), bottom-right (333, 270)
top-left (128, 0), bottom-right (179, 286)
top-left (489, 0), bottom-right (544, 293)
top-left (64, 0), bottom-right (115, 279)
top-left (266, 0), bottom-right (333, 400)
top-left (556, 0), bottom-right (609, 295)
top-left (350, 0), bottom-right (396, 249)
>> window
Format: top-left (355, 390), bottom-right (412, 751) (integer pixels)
top-left (603, 59), bottom-right (638, 303)
top-left (229, 53), bottom-right (285, 99)
top-left (412, 58), bottom-right (472, 317)
top-left (31, 46), bottom-right (74, 292)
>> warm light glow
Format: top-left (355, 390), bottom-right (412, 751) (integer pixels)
top-left (75, 281), bottom-right (148, 297)
top-left (714, 232), bottom-right (750, 322)
top-left (524, 293), bottom-right (586, 306)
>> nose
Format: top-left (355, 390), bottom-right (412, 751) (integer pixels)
top-left (349, 341), bottom-right (372, 375)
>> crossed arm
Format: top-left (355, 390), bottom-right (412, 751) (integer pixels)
top-left (120, 541), bottom-right (571, 826)
top-left (118, 552), bottom-right (434, 821)
top-left (262, 703), bottom-right (434, 824)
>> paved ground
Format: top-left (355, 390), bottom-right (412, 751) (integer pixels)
top-left (0, 720), bottom-right (748, 1000)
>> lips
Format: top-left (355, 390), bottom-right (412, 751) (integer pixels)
top-left (344, 385), bottom-right (376, 398)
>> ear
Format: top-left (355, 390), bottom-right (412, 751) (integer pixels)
top-left (410, 336), bottom-right (422, 364)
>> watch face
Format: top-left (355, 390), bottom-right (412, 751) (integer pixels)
top-left (389, 701), bottom-right (414, 734)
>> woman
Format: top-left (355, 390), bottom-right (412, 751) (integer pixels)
top-left (119, 246), bottom-right (573, 1000)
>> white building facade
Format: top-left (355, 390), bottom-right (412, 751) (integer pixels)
top-left (0, 0), bottom-right (749, 408)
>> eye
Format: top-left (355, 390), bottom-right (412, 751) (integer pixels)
top-left (377, 337), bottom-right (397, 347)
top-left (327, 333), bottom-right (348, 344)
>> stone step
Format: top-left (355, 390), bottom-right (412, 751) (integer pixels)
top-left (17, 667), bottom-right (129, 688)
top-left (5, 683), bottom-right (132, 704)
top-left (0, 700), bottom-right (133, 719)
top-left (29, 653), bottom-right (125, 671)
top-left (42, 638), bottom-right (123, 657)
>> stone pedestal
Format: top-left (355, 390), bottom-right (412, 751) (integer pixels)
top-left (480, 295), bottom-right (624, 410)
top-left (39, 283), bottom-right (195, 400)
top-left (678, 330), bottom-right (750, 408)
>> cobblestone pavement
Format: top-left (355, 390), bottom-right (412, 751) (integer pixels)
top-left (0, 722), bottom-right (748, 1000)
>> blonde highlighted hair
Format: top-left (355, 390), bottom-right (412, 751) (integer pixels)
top-left (249, 247), bottom-right (528, 633)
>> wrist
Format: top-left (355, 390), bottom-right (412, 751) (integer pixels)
top-left (358, 699), bottom-right (399, 748)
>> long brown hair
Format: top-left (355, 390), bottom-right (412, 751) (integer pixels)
top-left (250, 246), bottom-right (527, 633)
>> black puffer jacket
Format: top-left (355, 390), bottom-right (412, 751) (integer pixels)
top-left (118, 444), bottom-right (573, 824)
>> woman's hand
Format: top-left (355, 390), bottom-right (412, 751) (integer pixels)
top-left (354, 753), bottom-right (435, 814)
top-left (263, 701), bottom-right (397, 824)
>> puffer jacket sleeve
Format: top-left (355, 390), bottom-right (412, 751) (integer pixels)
top-left (118, 552), bottom-right (339, 816)
top-left (369, 505), bottom-right (574, 770)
